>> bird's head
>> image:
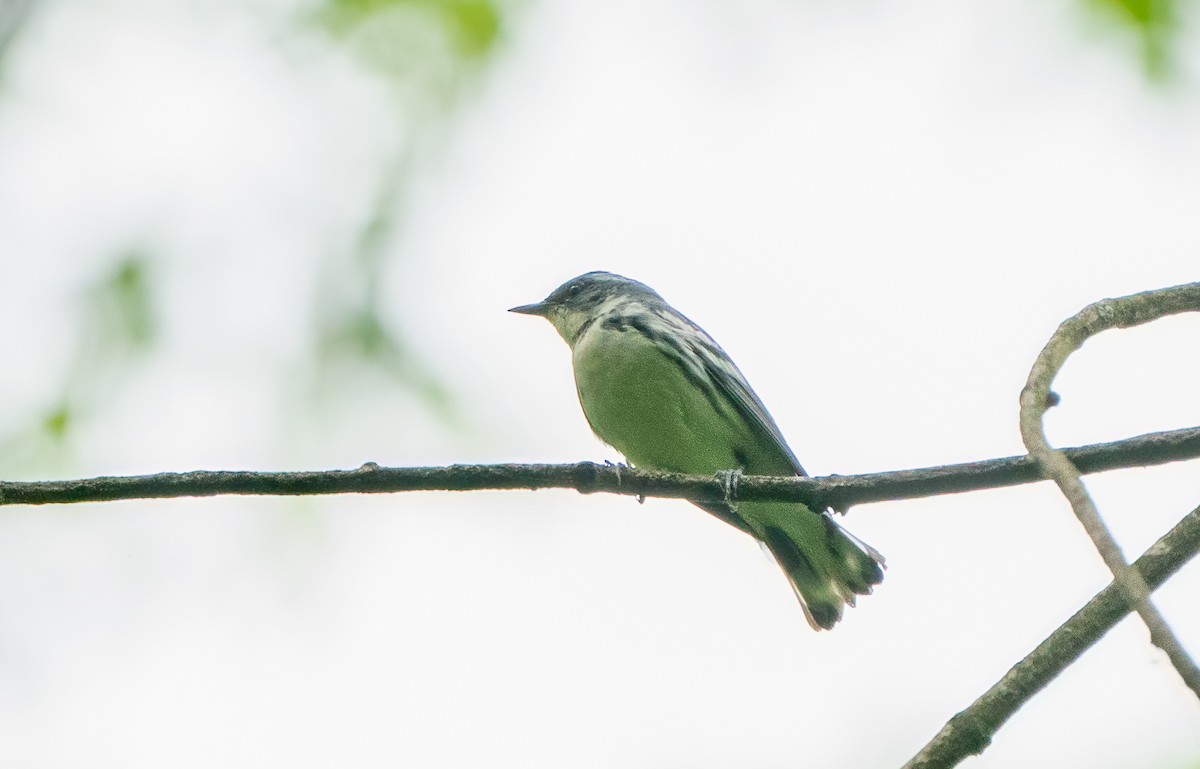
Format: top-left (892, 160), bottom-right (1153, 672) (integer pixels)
top-left (510, 271), bottom-right (662, 345)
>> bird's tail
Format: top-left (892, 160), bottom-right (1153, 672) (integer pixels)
top-left (757, 506), bottom-right (885, 631)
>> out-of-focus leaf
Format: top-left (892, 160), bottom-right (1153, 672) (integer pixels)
top-left (19, 248), bottom-right (158, 446)
top-left (296, 0), bottom-right (514, 432)
top-left (441, 0), bottom-right (501, 58)
top-left (102, 253), bottom-right (156, 350)
top-left (317, 305), bottom-right (457, 423)
top-left (1083, 0), bottom-right (1178, 79)
top-left (315, 0), bottom-right (505, 83)
top-left (319, 0), bottom-right (502, 57)
top-left (42, 403), bottom-right (71, 439)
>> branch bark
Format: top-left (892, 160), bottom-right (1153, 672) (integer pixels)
top-left (1019, 282), bottom-right (1200, 699)
top-left (902, 502), bottom-right (1200, 769)
top-left (1, 424), bottom-right (1199, 508)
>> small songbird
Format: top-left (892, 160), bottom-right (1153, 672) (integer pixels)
top-left (511, 271), bottom-right (884, 630)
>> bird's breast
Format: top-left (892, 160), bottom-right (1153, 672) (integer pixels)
top-left (571, 321), bottom-right (743, 474)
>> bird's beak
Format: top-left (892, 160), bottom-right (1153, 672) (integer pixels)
top-left (509, 301), bottom-right (552, 317)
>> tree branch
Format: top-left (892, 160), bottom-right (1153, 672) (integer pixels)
top-left (1, 424), bottom-right (1199, 508)
top-left (1019, 282), bottom-right (1200, 699)
top-left (902, 501), bottom-right (1200, 769)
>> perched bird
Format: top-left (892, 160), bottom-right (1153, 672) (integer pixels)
top-left (511, 271), bottom-right (884, 630)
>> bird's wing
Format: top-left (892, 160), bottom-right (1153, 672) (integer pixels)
top-left (668, 309), bottom-right (809, 478)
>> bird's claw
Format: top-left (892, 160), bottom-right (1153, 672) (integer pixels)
top-left (715, 468), bottom-right (743, 513)
top-left (605, 460), bottom-right (643, 503)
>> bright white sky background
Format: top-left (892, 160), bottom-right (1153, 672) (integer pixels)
top-left (1, 0), bottom-right (1199, 767)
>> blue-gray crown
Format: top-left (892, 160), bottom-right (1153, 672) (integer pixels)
top-left (540, 271), bottom-right (664, 312)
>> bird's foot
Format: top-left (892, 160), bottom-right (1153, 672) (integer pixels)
top-left (605, 460), bottom-right (645, 504)
top-left (715, 468), bottom-right (743, 513)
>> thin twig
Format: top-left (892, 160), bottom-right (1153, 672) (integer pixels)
top-left (1019, 281), bottom-right (1200, 700)
top-left (2, 425), bottom-right (1200, 508)
top-left (903, 502), bottom-right (1200, 769)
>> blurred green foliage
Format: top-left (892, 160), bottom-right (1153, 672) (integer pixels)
top-left (98, 253), bottom-right (156, 352)
top-left (319, 0), bottom-right (502, 60)
top-left (313, 0), bottom-right (506, 96)
top-left (2, 250), bottom-right (158, 470)
top-left (299, 0), bottom-right (513, 433)
top-left (2, 0), bottom-right (515, 454)
top-left (0, 0), bottom-right (1192, 458)
top-left (41, 404), bottom-right (71, 440)
top-left (316, 303), bottom-right (458, 420)
top-left (1085, 0), bottom-right (1179, 79)
top-left (68, 248), bottom-right (158, 397)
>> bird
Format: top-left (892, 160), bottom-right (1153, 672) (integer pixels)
top-left (510, 271), bottom-right (884, 630)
